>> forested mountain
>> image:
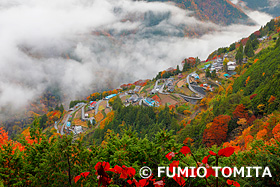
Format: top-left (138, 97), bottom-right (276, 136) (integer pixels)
top-left (146, 0), bottom-right (252, 25)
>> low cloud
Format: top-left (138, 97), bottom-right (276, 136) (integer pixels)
top-left (0, 0), bottom-right (272, 120)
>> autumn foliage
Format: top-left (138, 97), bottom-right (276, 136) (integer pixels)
top-left (0, 128), bottom-right (24, 152)
top-left (233, 104), bottom-right (248, 119)
top-left (203, 115), bottom-right (231, 147)
top-left (73, 145), bottom-right (237, 187)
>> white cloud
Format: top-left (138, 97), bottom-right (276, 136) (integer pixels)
top-left (0, 0), bottom-right (272, 120)
top-left (246, 10), bottom-right (273, 25)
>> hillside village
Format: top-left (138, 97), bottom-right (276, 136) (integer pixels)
top-left (50, 24), bottom-right (276, 139)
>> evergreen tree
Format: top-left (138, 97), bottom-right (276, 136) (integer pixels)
top-left (223, 58), bottom-right (229, 72)
top-left (205, 68), bottom-right (211, 77)
top-left (235, 44), bottom-right (244, 65)
top-left (276, 34), bottom-right (280, 49)
top-left (251, 38), bottom-right (259, 50)
top-left (244, 40), bottom-right (254, 58)
top-left (176, 65), bottom-right (180, 74)
top-left (39, 114), bottom-right (48, 129)
top-left (229, 43), bottom-right (236, 51)
top-left (59, 104), bottom-right (64, 113)
top-left (183, 59), bottom-right (191, 72)
top-left (211, 69), bottom-right (217, 78)
top-left (55, 105), bottom-right (59, 111)
top-left (195, 57), bottom-right (201, 66)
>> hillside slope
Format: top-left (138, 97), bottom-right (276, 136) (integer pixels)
top-left (233, 44), bottom-right (280, 114)
top-left (147, 0), bottom-right (252, 25)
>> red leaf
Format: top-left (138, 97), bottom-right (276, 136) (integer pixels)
top-left (120, 170), bottom-right (128, 179)
top-left (202, 155), bottom-right (210, 164)
top-left (127, 180), bottom-right (133, 185)
top-left (127, 167), bottom-right (136, 177)
top-left (180, 146), bottom-right (191, 156)
top-left (120, 165), bottom-right (136, 179)
top-left (227, 180), bottom-right (240, 187)
top-left (165, 152), bottom-right (176, 160)
top-left (233, 181), bottom-right (240, 187)
top-left (74, 175), bottom-right (81, 183)
top-left (173, 174), bottom-right (185, 186)
top-left (206, 167), bottom-right (216, 178)
top-left (147, 174), bottom-right (155, 182)
top-left (112, 165), bottom-right (122, 174)
top-left (227, 179), bottom-right (234, 185)
top-left (218, 147), bottom-right (235, 157)
top-left (250, 94), bottom-right (257, 100)
top-left (95, 161), bottom-right (110, 172)
top-left (209, 151), bottom-right (217, 156)
top-left (139, 179), bottom-right (148, 186)
top-left (81, 171), bottom-right (90, 178)
top-left (169, 160), bottom-right (179, 173)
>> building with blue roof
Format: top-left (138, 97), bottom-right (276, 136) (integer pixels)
top-left (144, 98), bottom-right (159, 107)
top-left (203, 64), bottom-right (211, 70)
top-left (105, 94), bottom-right (117, 100)
top-left (224, 74), bottom-right (231, 78)
top-left (66, 122), bottom-right (71, 127)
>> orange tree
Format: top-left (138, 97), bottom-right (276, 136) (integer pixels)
top-left (203, 115), bottom-right (231, 147)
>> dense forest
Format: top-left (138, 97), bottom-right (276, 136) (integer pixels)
top-left (91, 98), bottom-right (181, 144)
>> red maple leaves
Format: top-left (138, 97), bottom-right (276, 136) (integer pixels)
top-left (227, 179), bottom-right (240, 187)
top-left (74, 146), bottom-right (236, 186)
top-left (179, 146), bottom-right (191, 156)
top-left (218, 147), bottom-right (235, 157)
top-left (165, 145), bottom-right (236, 186)
top-left (74, 171), bottom-right (90, 183)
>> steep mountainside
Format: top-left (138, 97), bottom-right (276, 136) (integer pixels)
top-left (233, 44), bottom-right (280, 114)
top-left (147, 0), bottom-right (252, 25)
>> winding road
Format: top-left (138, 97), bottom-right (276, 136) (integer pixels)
top-left (151, 79), bottom-right (165, 94)
top-left (60, 104), bottom-right (85, 135)
top-left (186, 73), bottom-right (205, 98)
top-left (179, 72), bottom-right (205, 102)
top-left (95, 100), bottom-right (103, 115)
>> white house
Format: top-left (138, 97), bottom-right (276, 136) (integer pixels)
top-left (74, 126), bottom-right (83, 134)
top-left (227, 61), bottom-right (236, 71)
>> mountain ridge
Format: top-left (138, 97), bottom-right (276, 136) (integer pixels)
top-left (146, 0), bottom-right (254, 25)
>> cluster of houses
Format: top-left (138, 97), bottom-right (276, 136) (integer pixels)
top-left (202, 58), bottom-right (224, 72)
top-left (126, 94), bottom-right (141, 104)
top-left (166, 78), bottom-right (175, 92)
top-left (202, 55), bottom-right (238, 75)
top-left (128, 86), bottom-right (141, 94)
